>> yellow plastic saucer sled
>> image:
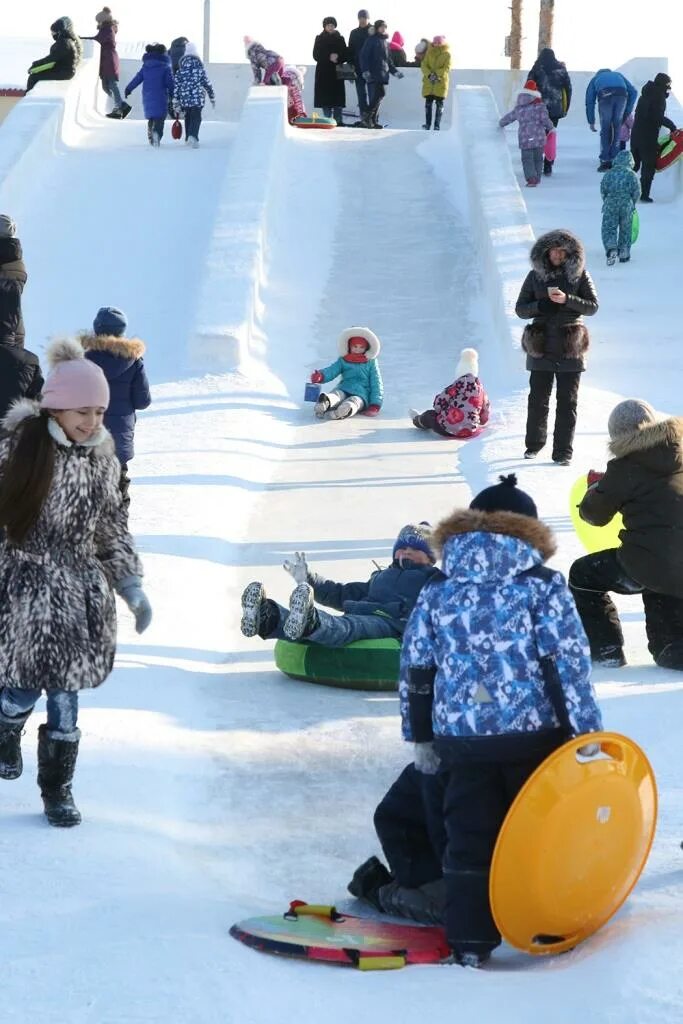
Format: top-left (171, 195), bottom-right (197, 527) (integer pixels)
top-left (490, 732), bottom-right (657, 956)
top-left (569, 475), bottom-right (623, 553)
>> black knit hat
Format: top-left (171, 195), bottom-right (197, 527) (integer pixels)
top-left (469, 474), bottom-right (538, 519)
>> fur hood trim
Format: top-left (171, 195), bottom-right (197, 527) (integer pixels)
top-left (530, 228), bottom-right (586, 283)
top-left (79, 333), bottom-right (146, 359)
top-left (432, 508), bottom-right (556, 561)
top-left (2, 397), bottom-right (41, 433)
top-left (337, 327), bottom-right (381, 360)
top-left (609, 416), bottom-right (683, 459)
top-left (1, 398), bottom-right (115, 455)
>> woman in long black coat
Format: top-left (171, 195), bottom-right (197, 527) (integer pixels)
top-left (313, 17), bottom-right (347, 124)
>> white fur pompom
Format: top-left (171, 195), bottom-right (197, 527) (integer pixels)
top-left (455, 347), bottom-right (479, 378)
top-left (45, 337), bottom-right (86, 367)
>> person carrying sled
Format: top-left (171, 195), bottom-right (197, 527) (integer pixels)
top-left (420, 36), bottom-right (450, 131)
top-left (526, 47), bottom-right (572, 174)
top-left (26, 17), bottom-right (83, 93)
top-left (600, 150), bottom-right (641, 266)
top-left (81, 7), bottom-right (126, 117)
top-left (570, 400), bottom-right (683, 671)
top-left (172, 41), bottom-right (215, 147)
top-left (631, 73), bottom-right (677, 203)
top-left (412, 347), bottom-right (489, 438)
top-left (310, 326), bottom-right (383, 421)
top-left (0, 339), bottom-right (151, 827)
top-left (240, 523), bottom-right (440, 647)
top-left (359, 19), bottom-right (405, 129)
top-left (499, 79), bottom-right (555, 187)
top-left (124, 43), bottom-right (174, 147)
top-left (401, 474), bottom-right (602, 967)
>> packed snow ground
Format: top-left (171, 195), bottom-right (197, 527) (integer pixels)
top-left (1, 91), bottom-right (683, 1023)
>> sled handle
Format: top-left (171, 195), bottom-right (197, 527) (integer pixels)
top-left (358, 955), bottom-right (406, 971)
top-left (284, 900), bottom-right (345, 922)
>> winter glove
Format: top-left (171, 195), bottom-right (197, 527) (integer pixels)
top-left (587, 469), bottom-right (605, 487)
top-left (283, 551), bottom-right (310, 584)
top-left (115, 578), bottom-right (152, 634)
top-left (362, 71), bottom-right (372, 82)
top-left (310, 370), bottom-right (324, 384)
top-left (577, 741), bottom-right (601, 758)
top-left (414, 742), bottom-right (440, 775)
top-left (364, 404), bottom-right (381, 416)
top-left (428, 72), bottom-right (438, 84)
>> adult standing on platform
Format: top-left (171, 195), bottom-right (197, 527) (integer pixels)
top-left (313, 17), bottom-right (348, 125)
top-left (359, 19), bottom-right (404, 129)
top-left (585, 68), bottom-right (637, 171)
top-left (347, 10), bottom-right (371, 120)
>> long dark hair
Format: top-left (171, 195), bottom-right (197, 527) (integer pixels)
top-left (0, 411), bottom-right (56, 545)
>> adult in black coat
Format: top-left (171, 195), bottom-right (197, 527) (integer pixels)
top-left (26, 17), bottom-right (83, 92)
top-left (527, 47), bottom-right (572, 174)
top-left (313, 17), bottom-right (347, 124)
top-left (0, 217), bottom-right (27, 348)
top-left (0, 343), bottom-right (43, 425)
top-left (631, 73), bottom-right (677, 202)
top-left (515, 228), bottom-right (598, 464)
top-left (347, 10), bottom-right (371, 116)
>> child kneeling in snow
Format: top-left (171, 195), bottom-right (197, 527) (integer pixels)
top-left (412, 347), bottom-right (490, 438)
top-left (240, 524), bottom-right (441, 646)
top-left (311, 327), bottom-right (384, 420)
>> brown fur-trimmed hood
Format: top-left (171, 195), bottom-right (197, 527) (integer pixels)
top-left (79, 333), bottom-right (146, 360)
top-left (530, 228), bottom-right (585, 283)
top-left (433, 508), bottom-right (556, 582)
top-left (609, 416), bottom-right (683, 460)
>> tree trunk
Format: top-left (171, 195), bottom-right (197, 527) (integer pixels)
top-left (509, 0), bottom-right (523, 70)
top-left (538, 0), bottom-right (555, 53)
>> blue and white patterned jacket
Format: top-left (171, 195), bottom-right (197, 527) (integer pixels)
top-left (173, 54), bottom-right (215, 110)
top-left (400, 509), bottom-right (602, 742)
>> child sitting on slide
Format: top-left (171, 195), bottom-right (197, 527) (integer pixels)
top-left (240, 524), bottom-right (441, 646)
top-left (412, 347), bottom-right (490, 438)
top-left (311, 327), bottom-right (384, 420)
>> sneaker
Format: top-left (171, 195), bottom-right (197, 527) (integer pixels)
top-left (240, 581), bottom-right (266, 638)
top-left (523, 449), bottom-right (538, 459)
top-left (606, 249), bottom-right (617, 266)
top-left (347, 856), bottom-right (392, 908)
top-left (284, 583), bottom-right (316, 641)
top-left (314, 394), bottom-right (331, 419)
top-left (553, 455), bottom-right (572, 466)
top-left (640, 195), bottom-right (653, 203)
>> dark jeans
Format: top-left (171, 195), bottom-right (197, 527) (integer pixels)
top-left (184, 106), bottom-right (202, 139)
top-left (0, 687), bottom-right (79, 738)
top-left (265, 602), bottom-right (399, 646)
top-left (597, 88), bottom-right (627, 163)
top-left (102, 77), bottom-right (123, 106)
top-left (147, 117), bottom-right (165, 141)
top-left (525, 369), bottom-right (581, 460)
top-left (424, 95), bottom-right (444, 129)
top-left (322, 105), bottom-right (343, 125)
top-left (569, 548), bottom-right (683, 666)
top-left (119, 463), bottom-right (131, 512)
top-left (355, 74), bottom-right (369, 114)
top-left (435, 732), bottom-right (564, 959)
top-left (632, 145), bottom-right (656, 200)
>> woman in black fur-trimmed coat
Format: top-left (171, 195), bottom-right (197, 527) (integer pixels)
top-left (515, 228), bottom-right (598, 465)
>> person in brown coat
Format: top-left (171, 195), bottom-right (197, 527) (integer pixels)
top-left (569, 399), bottom-right (683, 670)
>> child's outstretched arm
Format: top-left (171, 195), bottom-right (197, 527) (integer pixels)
top-left (125, 67), bottom-right (143, 96)
top-left (498, 106), bottom-right (517, 127)
top-left (317, 357), bottom-right (344, 384)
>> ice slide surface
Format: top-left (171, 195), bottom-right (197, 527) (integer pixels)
top-left (1, 70), bottom-right (683, 1023)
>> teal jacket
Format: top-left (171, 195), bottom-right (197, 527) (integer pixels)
top-left (319, 356), bottom-right (383, 407)
top-left (600, 150), bottom-right (641, 206)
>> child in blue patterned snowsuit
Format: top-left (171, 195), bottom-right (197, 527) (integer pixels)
top-left (600, 150), bottom-right (641, 265)
top-left (172, 41), bottom-right (215, 147)
top-left (400, 474), bottom-right (603, 967)
top-left (310, 326), bottom-right (384, 420)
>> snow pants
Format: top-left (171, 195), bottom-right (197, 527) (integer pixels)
top-left (569, 547), bottom-right (683, 668)
top-left (525, 370), bottom-right (581, 461)
top-left (0, 687), bottom-right (79, 739)
top-left (424, 95), bottom-right (444, 129)
top-left (521, 146), bottom-right (544, 181)
top-left (632, 144), bottom-right (657, 200)
top-left (601, 197), bottom-right (634, 257)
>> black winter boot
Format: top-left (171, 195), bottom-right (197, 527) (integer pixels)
top-left (37, 725), bottom-right (82, 827)
top-left (347, 855), bottom-right (393, 911)
top-left (0, 712), bottom-right (30, 780)
top-left (434, 101), bottom-right (443, 131)
top-left (543, 157), bottom-right (553, 175)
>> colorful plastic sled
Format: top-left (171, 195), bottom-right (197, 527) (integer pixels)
top-left (656, 128), bottom-right (683, 172)
top-left (490, 732), bottom-right (657, 956)
top-left (274, 637), bottom-right (400, 691)
top-left (569, 474), bottom-right (623, 553)
top-left (292, 114), bottom-right (336, 130)
top-left (230, 900), bottom-right (449, 970)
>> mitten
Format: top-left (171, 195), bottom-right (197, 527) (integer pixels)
top-left (414, 742), bottom-right (440, 775)
top-left (364, 404), bottom-right (381, 416)
top-left (362, 71), bottom-right (371, 82)
top-left (587, 469), bottom-right (605, 487)
top-left (115, 577), bottom-right (152, 634)
top-left (310, 370), bottom-right (324, 384)
top-left (124, 89), bottom-right (131, 99)
top-left (283, 551), bottom-right (310, 584)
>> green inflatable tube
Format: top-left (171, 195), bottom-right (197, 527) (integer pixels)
top-left (274, 637), bottom-right (400, 691)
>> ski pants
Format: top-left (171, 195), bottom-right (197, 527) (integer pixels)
top-left (601, 197), bottom-right (635, 257)
top-left (0, 687), bottom-right (79, 740)
top-left (424, 95), bottom-right (444, 129)
top-left (525, 369), bottom-right (581, 460)
top-left (632, 144), bottom-right (657, 200)
top-left (521, 146), bottom-right (544, 181)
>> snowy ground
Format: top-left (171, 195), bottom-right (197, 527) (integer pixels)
top-left (1, 91), bottom-right (683, 1022)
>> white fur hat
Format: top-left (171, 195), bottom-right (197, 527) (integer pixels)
top-left (455, 347), bottom-right (479, 378)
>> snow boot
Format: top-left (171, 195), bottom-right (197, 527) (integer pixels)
top-left (329, 399), bottom-right (356, 420)
top-left (553, 455), bottom-right (572, 466)
top-left (117, 101), bottom-right (132, 119)
top-left (283, 583), bottom-right (319, 641)
top-left (314, 394), bottom-right (331, 419)
top-left (619, 253), bottom-right (630, 263)
top-left (0, 711), bottom-right (30, 781)
top-left (640, 194), bottom-right (653, 203)
top-left (151, 131), bottom-right (161, 148)
top-left (526, 178), bottom-right (539, 187)
top-left (523, 449), bottom-right (538, 459)
top-left (606, 249), bottom-right (617, 266)
top-left (442, 951), bottom-right (491, 969)
top-left (591, 645), bottom-right (627, 668)
top-left (105, 107), bottom-right (123, 119)
top-left (347, 856), bottom-right (392, 911)
top-left (37, 725), bottom-right (81, 828)
top-left (434, 107), bottom-right (442, 131)
top-left (655, 642), bottom-right (683, 671)
top-left (240, 582), bottom-right (280, 639)
top-left (187, 136), bottom-right (199, 149)
top-left (543, 158), bottom-right (553, 176)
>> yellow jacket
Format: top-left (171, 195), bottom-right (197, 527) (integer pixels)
top-left (421, 43), bottom-right (451, 99)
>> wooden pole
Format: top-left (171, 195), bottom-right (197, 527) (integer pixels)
top-left (203, 0), bottom-right (211, 63)
top-left (509, 0), bottom-right (523, 70)
top-left (538, 0), bottom-right (555, 53)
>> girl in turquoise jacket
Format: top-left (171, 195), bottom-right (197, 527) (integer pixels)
top-left (310, 327), bottom-right (384, 420)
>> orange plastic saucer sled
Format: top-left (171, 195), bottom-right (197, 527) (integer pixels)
top-left (490, 732), bottom-right (657, 956)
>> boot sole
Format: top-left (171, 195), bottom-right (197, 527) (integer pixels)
top-left (0, 764), bottom-right (22, 780)
top-left (284, 584), bottom-right (314, 641)
top-left (241, 582), bottom-right (265, 637)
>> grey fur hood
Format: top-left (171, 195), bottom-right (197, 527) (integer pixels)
top-left (530, 229), bottom-right (586, 283)
top-left (609, 416), bottom-right (683, 460)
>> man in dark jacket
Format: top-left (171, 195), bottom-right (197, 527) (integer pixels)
top-left (631, 73), bottom-right (677, 202)
top-left (515, 228), bottom-right (599, 465)
top-left (81, 306), bottom-right (151, 509)
top-left (570, 400), bottom-right (683, 670)
top-left (359, 19), bottom-right (404, 128)
top-left (527, 47), bottom-right (572, 174)
top-left (26, 17), bottom-right (83, 92)
top-left (313, 17), bottom-right (348, 124)
top-left (0, 216), bottom-right (27, 348)
top-left (347, 9), bottom-right (371, 118)
top-left (240, 523), bottom-right (441, 645)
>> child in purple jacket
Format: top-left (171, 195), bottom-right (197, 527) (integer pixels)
top-left (499, 79), bottom-right (555, 187)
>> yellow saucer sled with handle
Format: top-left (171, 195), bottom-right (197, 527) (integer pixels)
top-left (490, 731), bottom-right (657, 956)
top-left (569, 475), bottom-right (623, 553)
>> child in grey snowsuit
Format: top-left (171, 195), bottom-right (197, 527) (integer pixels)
top-left (499, 79), bottom-right (555, 186)
top-left (600, 150), bottom-right (641, 265)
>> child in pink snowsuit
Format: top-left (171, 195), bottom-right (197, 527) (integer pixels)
top-left (244, 37), bottom-right (285, 85)
top-left (282, 65), bottom-right (306, 121)
top-left (412, 348), bottom-right (490, 439)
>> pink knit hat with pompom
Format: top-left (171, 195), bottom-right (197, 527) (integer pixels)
top-left (432, 35), bottom-right (447, 46)
top-left (40, 339), bottom-right (110, 410)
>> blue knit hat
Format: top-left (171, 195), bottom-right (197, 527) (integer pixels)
top-left (93, 306), bottom-right (127, 337)
top-left (470, 474), bottom-right (538, 519)
top-left (392, 522), bottom-right (435, 562)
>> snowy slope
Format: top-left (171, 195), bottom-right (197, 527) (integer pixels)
top-left (1, 71), bottom-right (682, 1024)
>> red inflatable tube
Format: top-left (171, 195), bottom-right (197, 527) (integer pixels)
top-left (656, 128), bottom-right (683, 172)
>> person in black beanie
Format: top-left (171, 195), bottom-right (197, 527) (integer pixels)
top-left (631, 72), bottom-right (677, 202)
top-left (400, 474), bottom-right (602, 967)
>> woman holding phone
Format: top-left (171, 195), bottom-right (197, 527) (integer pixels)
top-left (515, 229), bottom-right (598, 465)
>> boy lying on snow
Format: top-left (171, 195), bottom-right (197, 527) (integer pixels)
top-left (240, 524), bottom-right (441, 646)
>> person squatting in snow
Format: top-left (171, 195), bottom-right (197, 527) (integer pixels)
top-left (600, 151), bottom-right (640, 265)
top-left (412, 347), bottom-right (490, 439)
top-left (499, 79), bottom-right (555, 187)
top-left (400, 474), bottom-right (603, 966)
top-left (0, 340), bottom-right (152, 828)
top-left (570, 400), bottom-right (683, 672)
top-left (240, 524), bottom-right (441, 648)
top-left (310, 327), bottom-right (383, 420)
top-left (172, 41), bottom-right (215, 147)
top-left (124, 43), bottom-right (174, 147)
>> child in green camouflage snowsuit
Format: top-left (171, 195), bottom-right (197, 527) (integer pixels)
top-left (600, 150), bottom-right (641, 265)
